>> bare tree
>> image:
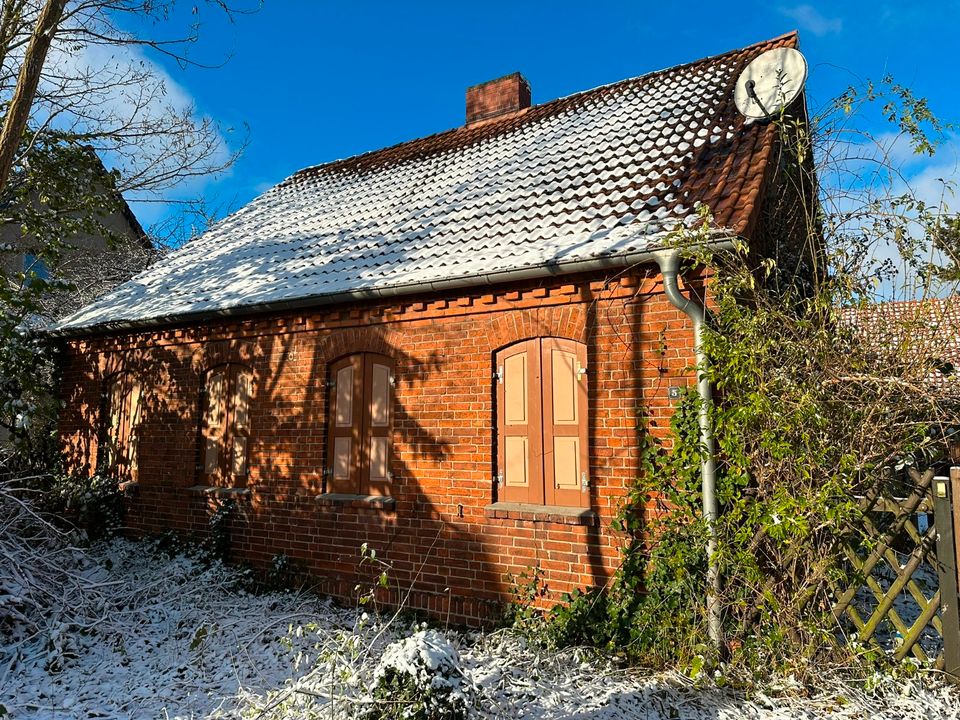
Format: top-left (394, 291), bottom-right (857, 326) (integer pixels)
top-left (0, 0), bottom-right (255, 454)
top-left (0, 0), bottom-right (254, 209)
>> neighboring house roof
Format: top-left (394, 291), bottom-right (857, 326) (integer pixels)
top-left (56, 32), bottom-right (798, 335)
top-left (850, 297), bottom-right (960, 391)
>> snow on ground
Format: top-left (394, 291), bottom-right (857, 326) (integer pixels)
top-left (3, 539), bottom-right (960, 719)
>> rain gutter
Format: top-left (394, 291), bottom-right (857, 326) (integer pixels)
top-left (50, 234), bottom-right (735, 338)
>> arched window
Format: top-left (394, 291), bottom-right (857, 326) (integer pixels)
top-left (326, 353), bottom-right (394, 496)
top-left (200, 364), bottom-right (253, 484)
top-left (98, 373), bottom-right (143, 481)
top-left (495, 338), bottom-right (589, 507)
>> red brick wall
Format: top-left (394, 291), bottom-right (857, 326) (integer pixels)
top-left (58, 267), bottom-right (699, 623)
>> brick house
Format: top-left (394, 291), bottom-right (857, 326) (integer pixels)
top-left (55, 33), bottom-right (807, 622)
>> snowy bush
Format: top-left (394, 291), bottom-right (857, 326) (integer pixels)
top-left (0, 477), bottom-right (93, 657)
top-left (37, 471), bottom-right (124, 539)
top-left (364, 628), bottom-right (475, 720)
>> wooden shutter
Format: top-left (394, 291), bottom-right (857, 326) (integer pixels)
top-left (202, 369), bottom-right (226, 480)
top-left (105, 375), bottom-right (124, 473)
top-left (231, 369), bottom-right (252, 480)
top-left (362, 354), bottom-right (394, 496)
top-left (127, 380), bottom-right (143, 481)
top-left (99, 374), bottom-right (126, 475)
top-left (496, 339), bottom-right (544, 504)
top-left (99, 373), bottom-right (144, 481)
top-left (542, 338), bottom-right (589, 507)
top-left (326, 355), bottom-right (364, 493)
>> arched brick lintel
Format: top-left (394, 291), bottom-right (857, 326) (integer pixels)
top-left (487, 304), bottom-right (587, 354)
top-left (315, 327), bottom-right (397, 366)
top-left (192, 340), bottom-right (260, 374)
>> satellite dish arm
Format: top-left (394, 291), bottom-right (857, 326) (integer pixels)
top-left (745, 79), bottom-right (770, 118)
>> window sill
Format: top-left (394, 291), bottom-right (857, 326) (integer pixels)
top-left (484, 502), bottom-right (598, 526)
top-left (315, 493), bottom-right (396, 511)
top-left (189, 485), bottom-right (251, 499)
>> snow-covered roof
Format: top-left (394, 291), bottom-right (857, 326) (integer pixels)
top-left (56, 33), bottom-right (797, 335)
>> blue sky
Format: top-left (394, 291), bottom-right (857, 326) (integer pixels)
top-left (126, 1), bottom-right (960, 230)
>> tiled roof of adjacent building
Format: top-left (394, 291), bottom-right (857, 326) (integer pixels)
top-left (850, 296), bottom-right (960, 391)
top-left (57, 32), bottom-right (799, 334)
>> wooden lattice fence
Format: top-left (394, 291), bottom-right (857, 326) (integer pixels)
top-left (831, 468), bottom-right (945, 667)
top-left (826, 466), bottom-right (960, 677)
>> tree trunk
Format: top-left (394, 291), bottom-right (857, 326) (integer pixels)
top-left (0, 0), bottom-right (66, 194)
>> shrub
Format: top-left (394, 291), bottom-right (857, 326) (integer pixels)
top-left (34, 470), bottom-right (123, 540)
top-left (365, 629), bottom-right (475, 720)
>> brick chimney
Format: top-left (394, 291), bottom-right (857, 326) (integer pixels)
top-left (465, 73), bottom-right (531, 126)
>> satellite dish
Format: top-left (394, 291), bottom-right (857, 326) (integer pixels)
top-left (734, 47), bottom-right (807, 121)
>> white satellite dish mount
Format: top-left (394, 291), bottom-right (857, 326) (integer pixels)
top-left (734, 47), bottom-right (807, 121)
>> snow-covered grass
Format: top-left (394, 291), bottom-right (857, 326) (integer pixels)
top-left (4, 536), bottom-right (960, 719)
top-left (1, 537), bottom-right (342, 717)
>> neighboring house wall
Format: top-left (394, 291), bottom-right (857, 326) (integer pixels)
top-left (0, 196), bottom-right (144, 270)
top-left (58, 268), bottom-right (699, 621)
top-left (1, 205), bottom-right (148, 313)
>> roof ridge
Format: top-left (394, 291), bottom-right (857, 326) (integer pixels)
top-left (278, 32), bottom-right (799, 187)
top-left (547, 30), bottom-right (799, 106)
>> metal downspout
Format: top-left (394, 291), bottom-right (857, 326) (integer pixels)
top-left (653, 248), bottom-right (722, 647)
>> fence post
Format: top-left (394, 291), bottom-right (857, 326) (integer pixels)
top-left (932, 470), bottom-right (960, 677)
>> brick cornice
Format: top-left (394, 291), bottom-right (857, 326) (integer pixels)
top-left (70, 270), bottom-right (664, 357)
